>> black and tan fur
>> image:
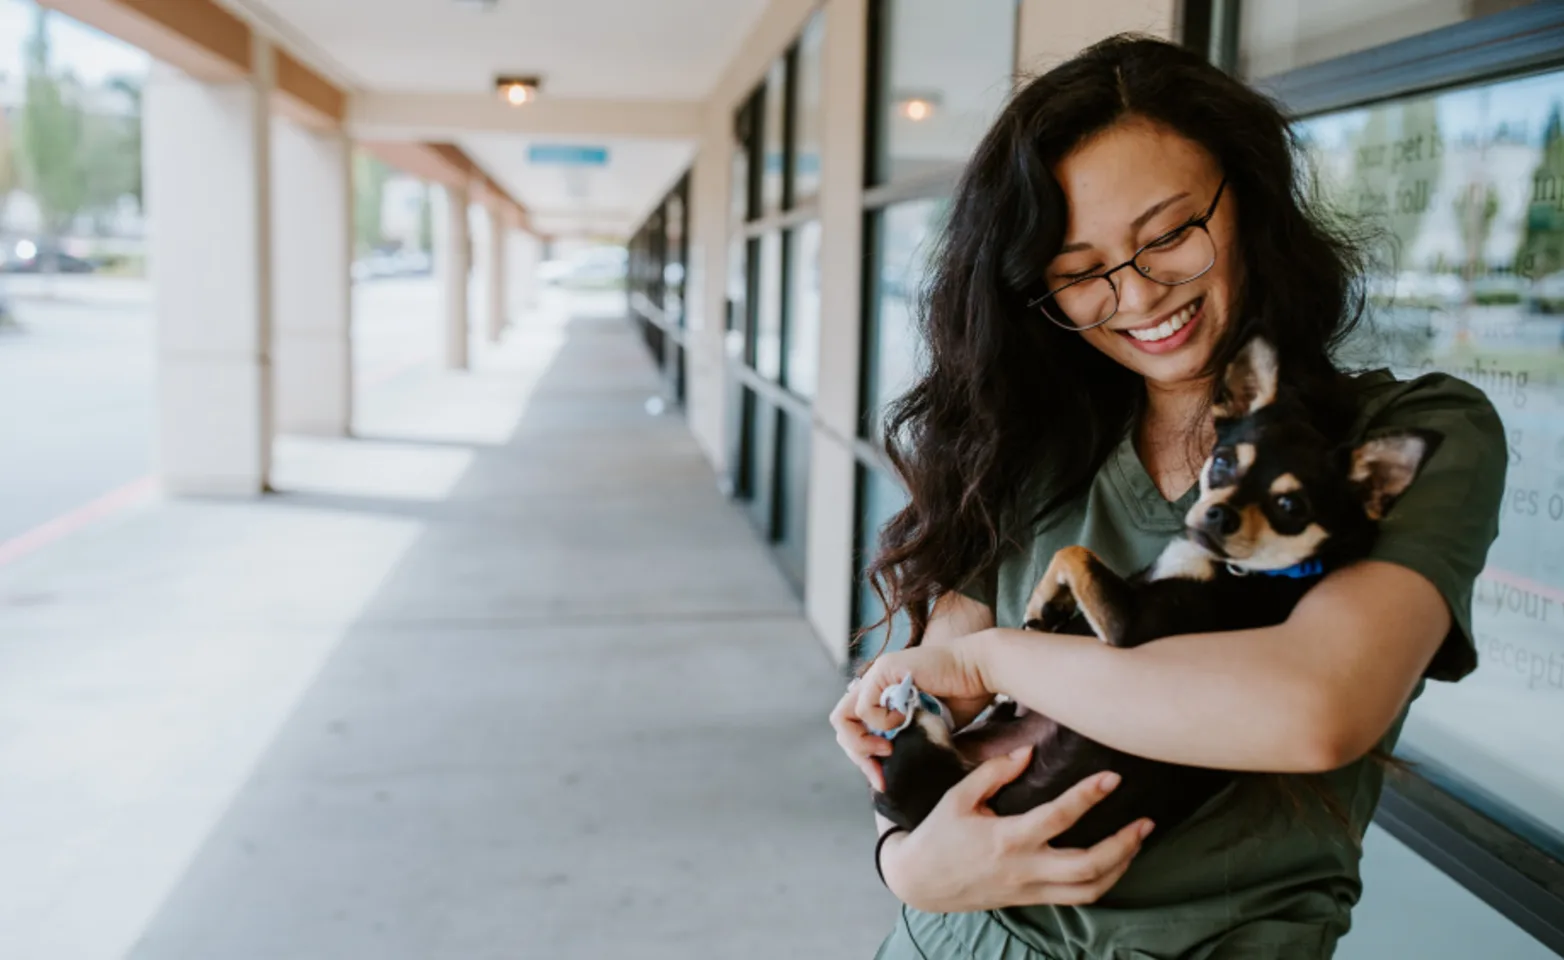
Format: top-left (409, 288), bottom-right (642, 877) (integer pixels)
top-left (872, 339), bottom-right (1440, 847)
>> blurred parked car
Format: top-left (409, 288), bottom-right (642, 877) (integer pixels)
top-left (1470, 272), bottom-right (1528, 306)
top-left (1524, 271), bottom-right (1564, 314)
top-left (0, 239), bottom-right (95, 274)
top-left (1368, 270), bottom-right (1465, 309)
top-left (351, 247), bottom-right (433, 281)
top-left (539, 247), bottom-right (627, 287)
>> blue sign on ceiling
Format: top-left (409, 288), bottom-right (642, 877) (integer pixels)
top-left (527, 144), bottom-right (610, 166)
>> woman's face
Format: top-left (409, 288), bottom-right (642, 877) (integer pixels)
top-left (1047, 118), bottom-right (1239, 389)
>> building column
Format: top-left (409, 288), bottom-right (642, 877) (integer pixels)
top-left (802, 0), bottom-right (871, 665)
top-left (685, 110), bottom-right (733, 475)
top-left (144, 41), bottom-right (274, 495)
top-left (508, 228), bottom-right (541, 316)
top-left (486, 206), bottom-right (507, 343)
top-left (434, 180), bottom-right (471, 370)
top-left (271, 120), bottom-right (351, 436)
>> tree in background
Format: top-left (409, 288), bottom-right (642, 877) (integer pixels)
top-left (353, 149), bottom-right (389, 255)
top-left (16, 7), bottom-right (87, 264)
top-left (0, 106), bottom-right (17, 231)
top-left (1520, 104), bottom-right (1564, 281)
top-left (98, 75), bottom-right (142, 208)
top-left (418, 183), bottom-right (433, 254)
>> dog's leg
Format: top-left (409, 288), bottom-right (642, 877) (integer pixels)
top-left (1023, 546), bottom-right (1134, 645)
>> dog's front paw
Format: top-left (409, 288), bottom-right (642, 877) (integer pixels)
top-left (1024, 587), bottom-right (1077, 632)
top-left (1036, 595), bottom-right (1080, 632)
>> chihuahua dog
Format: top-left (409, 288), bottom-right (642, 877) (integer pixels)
top-left (872, 338), bottom-right (1439, 847)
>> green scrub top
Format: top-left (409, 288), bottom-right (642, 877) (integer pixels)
top-left (875, 371), bottom-right (1506, 960)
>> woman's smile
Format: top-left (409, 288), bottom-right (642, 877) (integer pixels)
top-left (1114, 296), bottom-right (1204, 355)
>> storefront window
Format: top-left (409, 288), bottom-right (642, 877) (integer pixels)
top-left (872, 0), bottom-right (1016, 184)
top-left (785, 221), bottom-right (822, 398)
top-left (855, 464), bottom-right (913, 662)
top-left (762, 57), bottom-right (789, 214)
top-left (1239, 0), bottom-right (1535, 79)
top-left (752, 231), bottom-right (784, 380)
top-left (863, 198), bottom-right (945, 440)
top-left (664, 190), bottom-right (685, 325)
top-left (1297, 66), bottom-right (1564, 857)
top-left (793, 12), bottom-right (825, 204)
top-left (733, 90), bottom-right (760, 225)
top-left (774, 410), bottom-right (812, 589)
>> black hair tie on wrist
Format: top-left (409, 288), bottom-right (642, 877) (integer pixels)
top-left (875, 826), bottom-right (908, 887)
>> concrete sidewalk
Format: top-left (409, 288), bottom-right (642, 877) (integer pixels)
top-left (0, 294), bottom-right (897, 959)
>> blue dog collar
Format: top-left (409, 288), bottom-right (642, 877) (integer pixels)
top-left (1227, 558), bottom-right (1325, 579)
top-left (869, 675), bottom-right (954, 741)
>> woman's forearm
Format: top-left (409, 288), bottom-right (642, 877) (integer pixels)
top-left (961, 562), bottom-right (1450, 773)
top-left (968, 625), bottom-right (1341, 772)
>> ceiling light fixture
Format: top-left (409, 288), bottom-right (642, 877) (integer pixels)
top-left (454, 0), bottom-right (498, 10)
top-left (496, 75), bottom-right (541, 106)
top-left (894, 91), bottom-right (942, 122)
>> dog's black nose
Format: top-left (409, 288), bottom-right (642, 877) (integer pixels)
top-left (1203, 504), bottom-right (1241, 536)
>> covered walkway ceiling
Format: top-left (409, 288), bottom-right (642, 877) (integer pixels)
top-left (227, 0), bottom-right (769, 237)
top-left (43, 0), bottom-right (772, 237)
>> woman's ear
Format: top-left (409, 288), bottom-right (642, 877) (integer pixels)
top-left (1349, 428), bottom-right (1442, 520)
top-left (1215, 337), bottom-right (1279, 419)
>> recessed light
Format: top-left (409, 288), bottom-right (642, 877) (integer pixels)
top-left (496, 75), bottom-right (541, 106)
top-left (895, 91), bottom-right (942, 122)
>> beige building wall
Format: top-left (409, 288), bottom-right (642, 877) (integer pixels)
top-left (1016, 0), bottom-right (1177, 71)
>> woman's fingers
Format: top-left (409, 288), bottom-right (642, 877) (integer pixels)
top-left (1027, 862), bottom-right (1134, 905)
top-left (946, 746), bottom-right (1033, 809)
top-left (995, 817), bottom-right (1148, 906)
top-left (852, 664), bottom-right (902, 732)
top-left (831, 685), bottom-right (891, 756)
top-left (829, 685), bottom-right (891, 790)
top-left (1006, 770), bottom-right (1125, 844)
top-left (1028, 817), bottom-right (1151, 886)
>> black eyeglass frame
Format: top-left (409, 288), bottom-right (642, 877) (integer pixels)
top-left (1029, 176), bottom-right (1229, 332)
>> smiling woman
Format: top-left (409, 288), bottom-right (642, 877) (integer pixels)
top-left (833, 33), bottom-right (1507, 960)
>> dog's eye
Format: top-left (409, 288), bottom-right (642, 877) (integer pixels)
top-left (1209, 448), bottom-right (1237, 483)
top-left (1273, 493), bottom-right (1310, 520)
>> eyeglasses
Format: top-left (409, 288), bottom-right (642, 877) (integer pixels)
top-left (1029, 177), bottom-right (1228, 331)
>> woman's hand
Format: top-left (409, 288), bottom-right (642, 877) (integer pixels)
top-left (882, 747), bottom-right (1153, 912)
top-left (852, 638), bottom-right (991, 733)
top-left (830, 680), bottom-right (893, 791)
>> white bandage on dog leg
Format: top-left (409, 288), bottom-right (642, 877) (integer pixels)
top-left (870, 674), bottom-right (955, 741)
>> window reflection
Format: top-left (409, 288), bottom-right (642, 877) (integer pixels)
top-left (753, 231), bottom-right (784, 380)
top-left (793, 12), bottom-right (825, 204)
top-left (774, 411), bottom-right (812, 589)
top-left (785, 221), bottom-right (822, 398)
top-left (873, 0), bottom-right (1016, 184)
top-left (1298, 66), bottom-right (1564, 858)
top-left (1239, 0), bottom-right (1535, 79)
top-left (733, 90), bottom-right (760, 225)
top-left (855, 464), bottom-right (913, 663)
top-left (863, 198), bottom-right (945, 440)
top-left (762, 57), bottom-right (789, 214)
top-left (664, 192), bottom-right (685, 325)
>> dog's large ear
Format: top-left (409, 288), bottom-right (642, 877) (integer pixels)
top-left (1216, 338), bottom-right (1280, 419)
top-left (1350, 429), bottom-right (1442, 520)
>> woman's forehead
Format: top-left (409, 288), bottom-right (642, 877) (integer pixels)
top-left (1053, 120), bottom-right (1220, 236)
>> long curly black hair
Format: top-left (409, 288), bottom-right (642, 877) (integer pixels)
top-left (864, 34), bottom-right (1371, 648)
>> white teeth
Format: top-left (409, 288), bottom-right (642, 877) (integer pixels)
top-left (1129, 300), bottom-right (1200, 342)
